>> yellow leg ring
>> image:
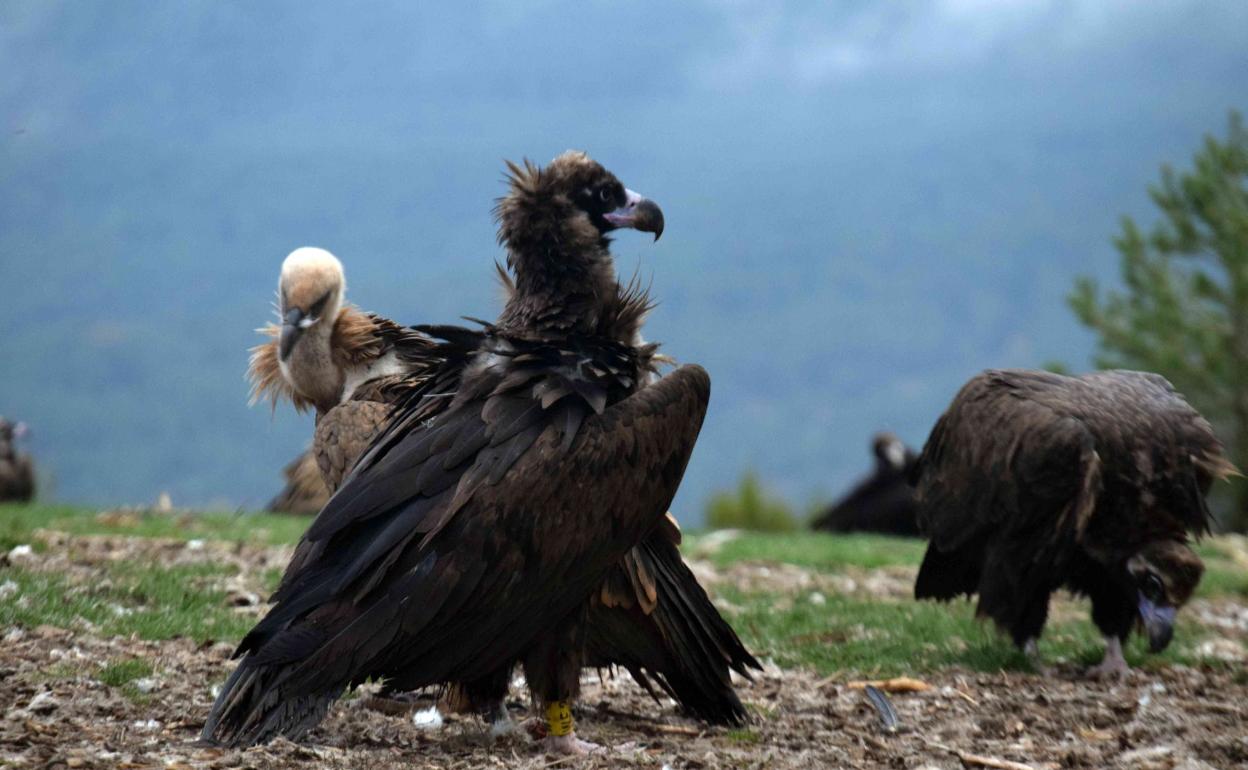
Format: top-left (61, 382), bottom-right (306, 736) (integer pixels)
top-left (546, 700), bottom-right (574, 737)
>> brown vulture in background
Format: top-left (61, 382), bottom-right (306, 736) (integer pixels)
top-left (810, 432), bottom-right (919, 536)
top-left (204, 152), bottom-right (736, 754)
top-left (0, 418), bottom-right (35, 503)
top-left (265, 450), bottom-right (330, 516)
top-left (912, 369), bottom-right (1236, 677)
top-left (249, 247), bottom-right (442, 501)
top-left (246, 246), bottom-right (760, 729)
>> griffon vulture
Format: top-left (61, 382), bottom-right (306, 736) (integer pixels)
top-left (204, 152), bottom-right (719, 754)
top-left (811, 432), bottom-right (919, 536)
top-left (912, 369), bottom-right (1235, 677)
top-left (249, 247), bottom-right (441, 495)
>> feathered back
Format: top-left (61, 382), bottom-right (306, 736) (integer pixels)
top-left (915, 369), bottom-right (1235, 555)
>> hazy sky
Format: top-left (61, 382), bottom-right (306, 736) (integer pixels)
top-left (2, 1), bottom-right (1245, 518)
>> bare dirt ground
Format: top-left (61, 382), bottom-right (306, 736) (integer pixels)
top-left (2, 531), bottom-right (1246, 769)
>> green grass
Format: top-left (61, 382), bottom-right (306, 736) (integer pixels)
top-left (1196, 540), bottom-right (1248, 597)
top-left (1, 505), bottom-right (1244, 679)
top-left (726, 728), bottom-right (762, 744)
top-left (0, 562), bottom-right (256, 644)
top-left (0, 502), bottom-right (308, 550)
top-left (97, 657), bottom-right (155, 687)
top-left (1199, 563), bottom-right (1248, 598)
top-left (94, 658), bottom-right (158, 703)
top-left (686, 530), bottom-right (925, 570)
top-left (719, 585), bottom-right (1207, 677)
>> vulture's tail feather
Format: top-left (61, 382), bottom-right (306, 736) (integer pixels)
top-left (589, 535), bottom-right (762, 726)
top-left (200, 649), bottom-right (341, 747)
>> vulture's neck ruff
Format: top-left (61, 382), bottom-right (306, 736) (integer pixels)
top-left (249, 305), bottom-right (438, 416)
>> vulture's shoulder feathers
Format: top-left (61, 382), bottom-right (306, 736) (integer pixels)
top-left (330, 307), bottom-right (435, 370)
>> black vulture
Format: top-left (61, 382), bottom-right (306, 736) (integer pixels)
top-left (203, 152), bottom-right (717, 754)
top-left (249, 245), bottom-right (760, 727)
top-left (811, 432), bottom-right (919, 536)
top-left (0, 418), bottom-right (34, 503)
top-left (912, 369), bottom-right (1236, 676)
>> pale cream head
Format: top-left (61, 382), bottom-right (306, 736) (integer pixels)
top-left (280, 247), bottom-right (345, 317)
top-left (277, 247), bottom-right (346, 360)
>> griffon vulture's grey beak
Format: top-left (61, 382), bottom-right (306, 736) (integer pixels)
top-left (279, 307), bottom-right (307, 361)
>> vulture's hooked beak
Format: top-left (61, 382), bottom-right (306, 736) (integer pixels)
top-left (279, 307), bottom-right (310, 360)
top-left (604, 189), bottom-right (664, 241)
top-left (1138, 596), bottom-right (1176, 653)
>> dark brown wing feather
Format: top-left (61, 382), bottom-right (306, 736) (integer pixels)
top-left (368, 325), bottom-right (758, 724)
top-left (202, 354), bottom-right (710, 746)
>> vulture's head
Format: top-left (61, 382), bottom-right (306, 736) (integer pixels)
top-left (276, 247), bottom-right (345, 361)
top-left (0, 418), bottom-right (23, 458)
top-left (872, 432), bottom-right (909, 472)
top-left (1126, 540), bottom-right (1204, 653)
top-left (496, 151), bottom-right (664, 272)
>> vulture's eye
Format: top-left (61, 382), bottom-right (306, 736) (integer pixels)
top-left (598, 187), bottom-right (613, 203)
top-left (309, 290), bottom-right (332, 320)
top-left (1143, 573), bottom-right (1165, 602)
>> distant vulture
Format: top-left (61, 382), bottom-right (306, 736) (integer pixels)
top-left (912, 369), bottom-right (1235, 676)
top-left (248, 249), bottom-right (758, 728)
top-left (205, 152), bottom-right (751, 754)
top-left (0, 418), bottom-right (35, 503)
top-left (811, 432), bottom-right (919, 536)
top-left (265, 450), bottom-right (330, 516)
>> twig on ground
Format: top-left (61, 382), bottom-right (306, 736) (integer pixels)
top-left (846, 676), bottom-right (931, 693)
top-left (924, 737), bottom-right (1046, 770)
top-left (842, 727), bottom-right (894, 752)
top-left (815, 671), bottom-right (844, 690)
